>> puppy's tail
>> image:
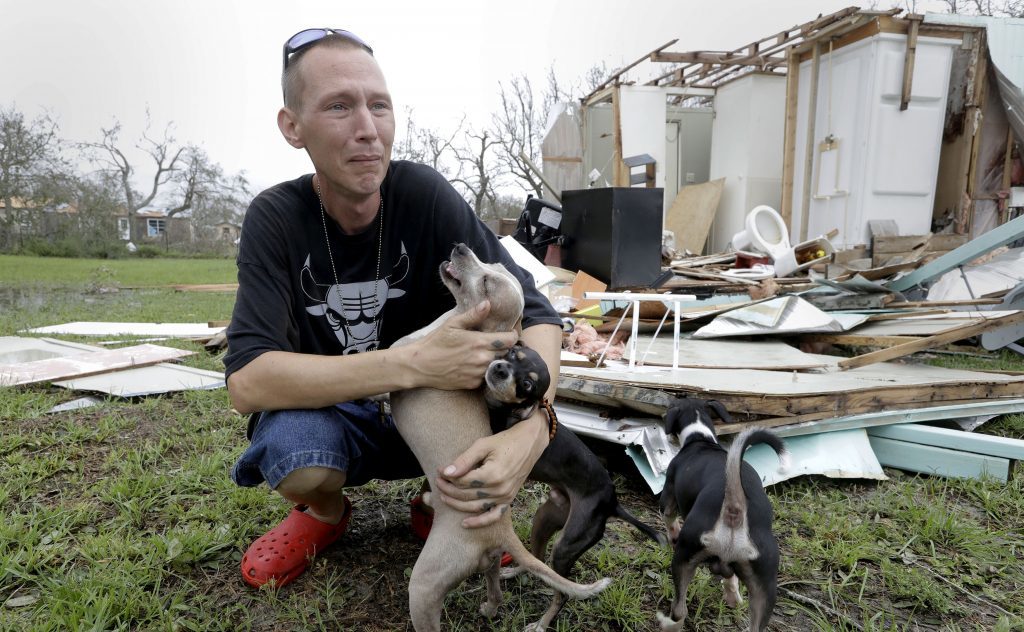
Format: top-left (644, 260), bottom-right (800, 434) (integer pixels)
top-left (614, 504), bottom-right (669, 546)
top-left (721, 428), bottom-right (789, 529)
top-left (504, 537), bottom-right (612, 599)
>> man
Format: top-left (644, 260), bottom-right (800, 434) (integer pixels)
top-left (225, 28), bottom-right (562, 589)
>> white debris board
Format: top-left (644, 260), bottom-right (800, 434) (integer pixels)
top-left (0, 344), bottom-right (193, 387)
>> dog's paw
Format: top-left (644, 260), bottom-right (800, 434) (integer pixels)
top-left (656, 611), bottom-right (686, 631)
top-left (499, 564), bottom-right (525, 580)
top-left (722, 575), bottom-right (744, 607)
top-left (479, 600), bottom-right (500, 619)
top-left (523, 622), bottom-right (546, 632)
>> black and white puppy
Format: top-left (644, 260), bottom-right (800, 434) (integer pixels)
top-left (486, 344), bottom-right (666, 631)
top-left (657, 397), bottom-right (789, 632)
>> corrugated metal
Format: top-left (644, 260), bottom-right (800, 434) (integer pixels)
top-left (924, 13), bottom-right (1024, 140)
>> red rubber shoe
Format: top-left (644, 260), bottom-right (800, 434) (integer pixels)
top-left (241, 497), bottom-right (352, 589)
top-left (411, 494), bottom-right (513, 566)
top-left (409, 493), bottom-right (433, 542)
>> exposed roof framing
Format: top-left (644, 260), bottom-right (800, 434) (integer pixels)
top-left (583, 6), bottom-right (908, 103)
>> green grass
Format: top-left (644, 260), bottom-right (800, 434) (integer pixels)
top-left (2, 255), bottom-right (1024, 630)
top-left (0, 254), bottom-right (236, 288)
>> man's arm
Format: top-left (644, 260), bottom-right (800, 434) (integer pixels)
top-left (227, 300), bottom-right (519, 413)
top-left (434, 322), bottom-right (562, 528)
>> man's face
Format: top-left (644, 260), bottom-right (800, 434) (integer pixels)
top-left (285, 45), bottom-right (395, 198)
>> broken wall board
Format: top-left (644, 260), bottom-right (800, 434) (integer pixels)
top-left (717, 397), bottom-right (1024, 434)
top-left (0, 336), bottom-right (105, 364)
top-left (868, 436), bottom-right (1010, 482)
top-left (887, 212), bottom-right (1024, 292)
top-left (873, 233), bottom-right (969, 254)
top-left (842, 310), bottom-right (1020, 335)
top-left (627, 336), bottom-right (834, 370)
top-left (838, 310), bottom-right (1024, 370)
top-left (866, 423), bottom-right (1024, 460)
top-left (53, 363), bottom-right (225, 397)
top-left (0, 344), bottom-right (193, 387)
top-left (22, 322), bottom-right (225, 339)
top-left (744, 428), bottom-right (887, 486)
top-left (691, 296), bottom-right (869, 338)
top-left (663, 177), bottom-right (725, 255)
top-left (558, 363), bottom-right (1024, 417)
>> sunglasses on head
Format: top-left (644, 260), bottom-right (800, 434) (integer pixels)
top-left (282, 28), bottom-right (373, 71)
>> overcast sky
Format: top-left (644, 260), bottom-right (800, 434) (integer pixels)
top-left (3, 0), bottom-right (876, 200)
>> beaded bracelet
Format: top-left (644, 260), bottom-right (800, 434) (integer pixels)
top-left (540, 397), bottom-right (558, 441)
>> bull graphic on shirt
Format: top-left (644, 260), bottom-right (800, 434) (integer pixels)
top-left (301, 243), bottom-right (409, 353)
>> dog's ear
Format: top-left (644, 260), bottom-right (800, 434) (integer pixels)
top-left (663, 406), bottom-right (683, 436)
top-left (707, 400), bottom-right (735, 424)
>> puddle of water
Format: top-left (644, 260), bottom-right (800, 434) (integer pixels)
top-left (0, 286), bottom-right (111, 312)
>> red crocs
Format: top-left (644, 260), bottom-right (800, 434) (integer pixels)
top-left (409, 493), bottom-right (433, 542)
top-left (410, 493), bottom-right (512, 566)
top-left (241, 497), bottom-right (352, 589)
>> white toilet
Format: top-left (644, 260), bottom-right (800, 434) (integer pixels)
top-left (730, 205), bottom-right (791, 259)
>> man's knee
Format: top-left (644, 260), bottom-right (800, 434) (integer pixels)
top-left (275, 466), bottom-right (346, 496)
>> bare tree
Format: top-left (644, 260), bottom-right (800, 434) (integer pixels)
top-left (492, 74), bottom-right (545, 199)
top-left (932, 0), bottom-right (1023, 15)
top-left (451, 128), bottom-right (501, 217)
top-left (492, 64), bottom-right (608, 201)
top-left (82, 115), bottom-right (249, 243)
top-left (0, 105), bottom-right (71, 248)
top-left (169, 146), bottom-right (249, 221)
top-left (81, 118), bottom-right (187, 243)
top-left (392, 108), bottom-right (464, 175)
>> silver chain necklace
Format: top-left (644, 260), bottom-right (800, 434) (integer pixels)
top-left (315, 177), bottom-right (384, 342)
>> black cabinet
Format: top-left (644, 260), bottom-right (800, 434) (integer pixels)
top-left (559, 187), bottom-right (663, 289)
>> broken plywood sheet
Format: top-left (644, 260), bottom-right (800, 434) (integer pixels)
top-left (562, 361), bottom-right (1024, 397)
top-left (664, 178), bottom-right (725, 255)
top-left (558, 362), bottom-right (1024, 418)
top-left (837, 310), bottom-right (1024, 370)
top-left (0, 344), bottom-right (193, 387)
top-left (841, 310), bottom-right (1020, 337)
top-left (53, 363), bottom-right (224, 397)
top-left (0, 336), bottom-right (104, 364)
top-left (627, 336), bottom-right (835, 370)
top-left (21, 322), bottom-right (225, 339)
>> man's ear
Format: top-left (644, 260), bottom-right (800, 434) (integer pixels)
top-left (277, 107), bottom-right (305, 149)
top-left (513, 317), bottom-right (523, 336)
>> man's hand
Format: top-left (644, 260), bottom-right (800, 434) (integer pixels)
top-left (434, 410), bottom-right (548, 528)
top-left (407, 300), bottom-right (518, 390)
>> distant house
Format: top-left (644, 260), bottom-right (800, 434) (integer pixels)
top-left (134, 209), bottom-right (191, 243)
top-left (212, 221), bottom-right (241, 242)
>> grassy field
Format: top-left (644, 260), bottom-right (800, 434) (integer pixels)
top-left (2, 255), bottom-right (1023, 631)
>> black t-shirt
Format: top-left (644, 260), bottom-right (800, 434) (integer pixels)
top-left (224, 160), bottom-right (561, 380)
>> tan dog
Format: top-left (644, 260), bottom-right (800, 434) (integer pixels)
top-left (390, 243), bottom-right (611, 632)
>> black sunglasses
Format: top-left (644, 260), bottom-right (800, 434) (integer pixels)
top-left (282, 28), bottom-right (373, 71)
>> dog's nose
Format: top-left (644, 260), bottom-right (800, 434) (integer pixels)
top-left (492, 364), bottom-right (510, 381)
top-left (453, 243), bottom-right (469, 256)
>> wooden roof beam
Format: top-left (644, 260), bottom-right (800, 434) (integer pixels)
top-left (651, 51), bottom-right (786, 66)
top-left (588, 38), bottom-right (679, 96)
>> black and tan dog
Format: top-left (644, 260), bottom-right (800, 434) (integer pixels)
top-left (486, 343), bottom-right (665, 631)
top-left (657, 397), bottom-right (789, 632)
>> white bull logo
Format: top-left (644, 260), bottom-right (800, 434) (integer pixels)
top-left (301, 244), bottom-right (409, 353)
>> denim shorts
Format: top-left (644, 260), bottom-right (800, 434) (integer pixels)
top-left (230, 400), bottom-right (423, 489)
